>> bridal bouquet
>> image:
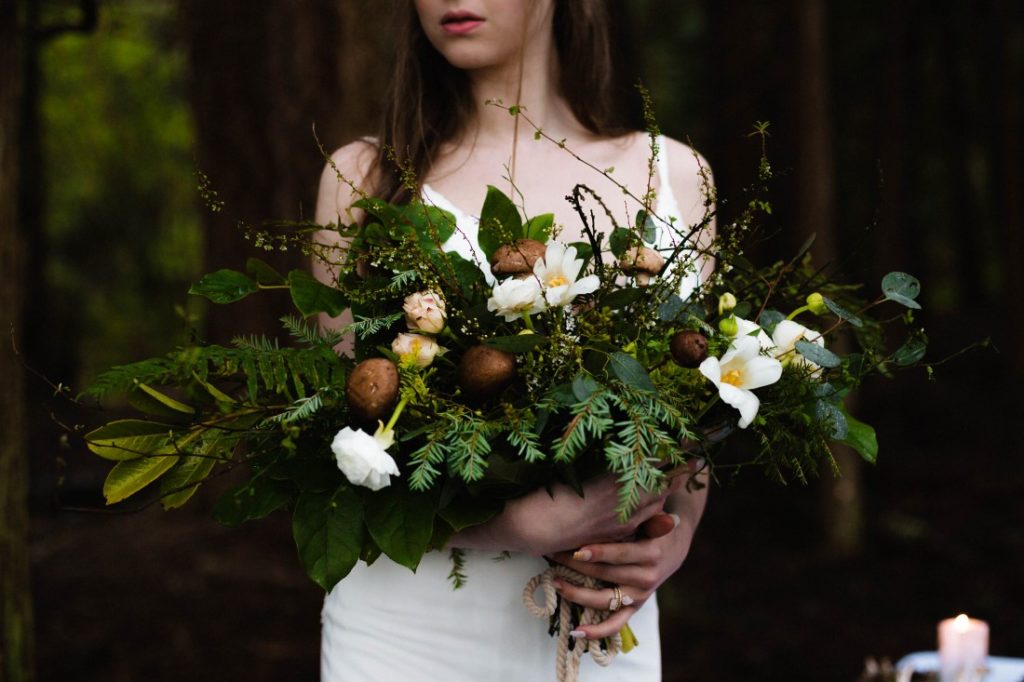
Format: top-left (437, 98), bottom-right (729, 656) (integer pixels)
top-left (81, 132), bottom-right (927, 599)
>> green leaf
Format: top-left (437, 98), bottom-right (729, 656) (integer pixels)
top-left (485, 334), bottom-right (550, 353)
top-left (893, 337), bottom-right (927, 366)
top-left (608, 227), bottom-right (631, 257)
top-left (438, 495), bottom-right (503, 533)
top-left (837, 408), bottom-right (878, 463)
top-left (477, 185), bottom-right (523, 260)
top-left (85, 419), bottom-right (177, 461)
top-left (571, 373), bottom-right (602, 401)
top-left (136, 382), bottom-right (195, 415)
top-left (822, 296), bottom-right (863, 327)
top-left (641, 213), bottom-right (658, 244)
top-left (609, 352), bottom-right (656, 392)
top-left (814, 399), bottom-right (848, 440)
top-left (293, 486), bottom-right (364, 592)
top-left (126, 386), bottom-right (193, 421)
top-left (246, 257), bottom-right (286, 285)
top-left (657, 294), bottom-right (685, 322)
top-left (882, 271), bottom-right (922, 309)
top-left (159, 455), bottom-right (216, 510)
top-left (758, 309), bottom-right (785, 335)
top-left (213, 476), bottom-right (292, 527)
top-left (190, 372), bottom-right (236, 404)
top-left (365, 485), bottom-right (438, 571)
top-left (288, 269), bottom-right (347, 317)
top-left (189, 269), bottom-right (258, 304)
top-left (601, 288), bottom-right (644, 310)
top-left (795, 340), bottom-right (841, 368)
top-left (400, 203), bottom-right (457, 247)
top-left (523, 213), bottom-right (554, 242)
top-left (103, 454), bottom-right (180, 504)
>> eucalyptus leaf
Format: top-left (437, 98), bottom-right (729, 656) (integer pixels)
top-left (882, 272), bottom-right (922, 309)
top-left (85, 420), bottom-right (177, 461)
top-left (485, 334), bottom-right (550, 353)
top-left (642, 214), bottom-right (658, 244)
top-left (758, 309), bottom-right (785, 335)
top-left (189, 269), bottom-right (258, 304)
top-left (658, 294), bottom-right (685, 322)
top-left (795, 340), bottom-right (841, 368)
top-left (822, 296), bottom-right (863, 327)
top-left (814, 400), bottom-right (848, 440)
top-left (288, 269), bottom-right (347, 317)
top-left (103, 454), bottom-right (180, 504)
top-left (293, 486), bottom-right (364, 592)
top-left (894, 337), bottom-right (927, 366)
top-left (365, 485), bottom-right (438, 571)
top-left (609, 352), bottom-right (656, 393)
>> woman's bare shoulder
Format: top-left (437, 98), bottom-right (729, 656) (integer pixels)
top-left (661, 135), bottom-right (713, 186)
top-left (315, 139), bottom-right (379, 225)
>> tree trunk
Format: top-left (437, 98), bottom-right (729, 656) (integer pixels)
top-left (794, 0), bottom-right (864, 556)
top-left (1, 0), bottom-right (36, 678)
top-left (180, 0), bottom-right (390, 344)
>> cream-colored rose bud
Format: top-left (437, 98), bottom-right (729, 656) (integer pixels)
top-left (619, 246), bottom-right (665, 286)
top-left (403, 290), bottom-right (447, 334)
top-left (392, 332), bottom-right (441, 369)
top-left (718, 292), bottom-right (738, 316)
top-left (806, 292), bottom-right (828, 316)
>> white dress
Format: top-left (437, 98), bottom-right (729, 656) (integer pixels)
top-left (321, 136), bottom-right (698, 681)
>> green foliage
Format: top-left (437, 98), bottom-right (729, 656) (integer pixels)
top-left (189, 269), bottom-right (259, 304)
top-left (478, 186), bottom-right (523, 259)
top-left (882, 272), bottom-right (922, 310)
top-left (364, 485), bottom-right (438, 571)
top-left (292, 486), bottom-right (364, 592)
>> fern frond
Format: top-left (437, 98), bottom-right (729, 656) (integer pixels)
top-left (343, 312), bottom-right (403, 340)
top-left (281, 314), bottom-right (342, 348)
top-left (387, 270), bottom-right (421, 292)
top-left (232, 335), bottom-right (280, 352)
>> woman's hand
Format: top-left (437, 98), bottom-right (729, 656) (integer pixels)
top-left (547, 470), bottom-right (709, 639)
top-left (450, 474), bottom-right (684, 557)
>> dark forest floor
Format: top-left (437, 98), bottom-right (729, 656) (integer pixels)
top-left (29, 352), bottom-right (1023, 682)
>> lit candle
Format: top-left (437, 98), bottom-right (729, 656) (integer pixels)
top-left (938, 614), bottom-right (989, 681)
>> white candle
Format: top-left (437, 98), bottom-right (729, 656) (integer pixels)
top-left (938, 614), bottom-right (989, 681)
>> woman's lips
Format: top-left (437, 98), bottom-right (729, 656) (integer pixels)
top-left (441, 11), bottom-right (484, 35)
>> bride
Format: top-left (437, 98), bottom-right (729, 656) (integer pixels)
top-left (314, 1), bottom-right (714, 679)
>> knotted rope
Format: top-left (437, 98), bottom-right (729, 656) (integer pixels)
top-left (522, 564), bottom-right (621, 682)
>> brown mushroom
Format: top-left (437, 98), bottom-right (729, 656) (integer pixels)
top-left (346, 358), bottom-right (399, 421)
top-left (490, 239), bottom-right (547, 279)
top-left (457, 345), bottom-right (517, 400)
top-left (619, 246), bottom-right (665, 286)
top-left (670, 330), bottom-right (709, 368)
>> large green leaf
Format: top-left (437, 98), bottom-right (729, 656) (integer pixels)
top-left (189, 269), bottom-right (258, 304)
top-left (135, 382), bottom-right (195, 415)
top-left (881, 271), bottom-right (922, 309)
top-left (103, 454), bottom-right (180, 504)
top-left (365, 485), bottom-right (438, 572)
top-left (293, 486), bottom-right (364, 592)
top-left (609, 352), bottom-right (656, 393)
top-left (837, 406), bottom-right (878, 463)
top-left (401, 203), bottom-right (457, 246)
top-left (213, 476), bottom-right (292, 527)
top-left (85, 420), bottom-right (177, 461)
top-left (288, 269), bottom-right (347, 317)
top-left (477, 185), bottom-right (523, 260)
top-left (438, 494), bottom-right (503, 533)
top-left (246, 257), bottom-right (286, 285)
top-left (159, 455), bottom-right (216, 510)
top-left (523, 213), bottom-right (554, 242)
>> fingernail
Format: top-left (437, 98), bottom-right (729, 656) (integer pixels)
top-left (622, 595), bottom-right (635, 606)
top-left (669, 513), bottom-right (681, 528)
top-left (572, 549), bottom-right (592, 561)
top-left (569, 629), bottom-right (587, 639)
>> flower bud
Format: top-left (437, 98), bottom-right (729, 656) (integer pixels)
top-left (718, 315), bottom-right (739, 337)
top-left (403, 290), bottom-right (447, 334)
top-left (806, 292), bottom-right (828, 316)
top-left (392, 333), bottom-right (441, 369)
top-left (718, 292), bottom-right (738, 316)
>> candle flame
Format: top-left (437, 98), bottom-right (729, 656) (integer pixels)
top-left (954, 614), bottom-right (971, 632)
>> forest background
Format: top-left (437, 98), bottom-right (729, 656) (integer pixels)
top-left (1, 1), bottom-right (1022, 680)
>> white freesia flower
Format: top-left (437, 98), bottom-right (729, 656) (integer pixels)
top-left (734, 316), bottom-right (775, 351)
top-left (403, 290), bottom-right (446, 334)
top-left (772, 319), bottom-right (825, 374)
top-left (487, 276), bottom-right (545, 322)
top-left (391, 332), bottom-right (442, 369)
top-left (330, 423), bottom-right (400, 491)
top-left (699, 335), bottom-right (783, 429)
top-left (533, 241), bottom-right (600, 307)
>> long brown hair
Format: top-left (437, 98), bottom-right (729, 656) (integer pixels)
top-left (372, 0), bottom-right (639, 205)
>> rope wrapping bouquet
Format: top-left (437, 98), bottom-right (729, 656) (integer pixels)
top-left (523, 565), bottom-right (622, 682)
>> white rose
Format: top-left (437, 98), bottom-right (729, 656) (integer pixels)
top-left (772, 319), bottom-right (825, 374)
top-left (487, 277), bottom-right (545, 322)
top-left (391, 332), bottom-right (441, 369)
top-left (330, 426), bottom-right (400, 491)
top-left (403, 290), bottom-right (447, 334)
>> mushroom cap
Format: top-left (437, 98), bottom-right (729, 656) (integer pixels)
top-left (490, 239), bottom-right (548, 277)
top-left (619, 246), bottom-right (666, 274)
top-left (670, 330), bottom-right (710, 368)
top-left (457, 345), bottom-right (517, 400)
top-left (346, 358), bottom-right (399, 421)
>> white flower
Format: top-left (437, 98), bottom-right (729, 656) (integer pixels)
top-left (330, 424), bottom-right (400, 491)
top-left (391, 332), bottom-right (442, 369)
top-left (533, 241), bottom-right (600, 307)
top-left (487, 276), bottom-right (545, 322)
top-left (699, 335), bottom-right (783, 429)
top-left (734, 316), bottom-right (775, 352)
top-left (772, 319), bottom-right (825, 374)
top-left (403, 290), bottom-right (447, 334)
